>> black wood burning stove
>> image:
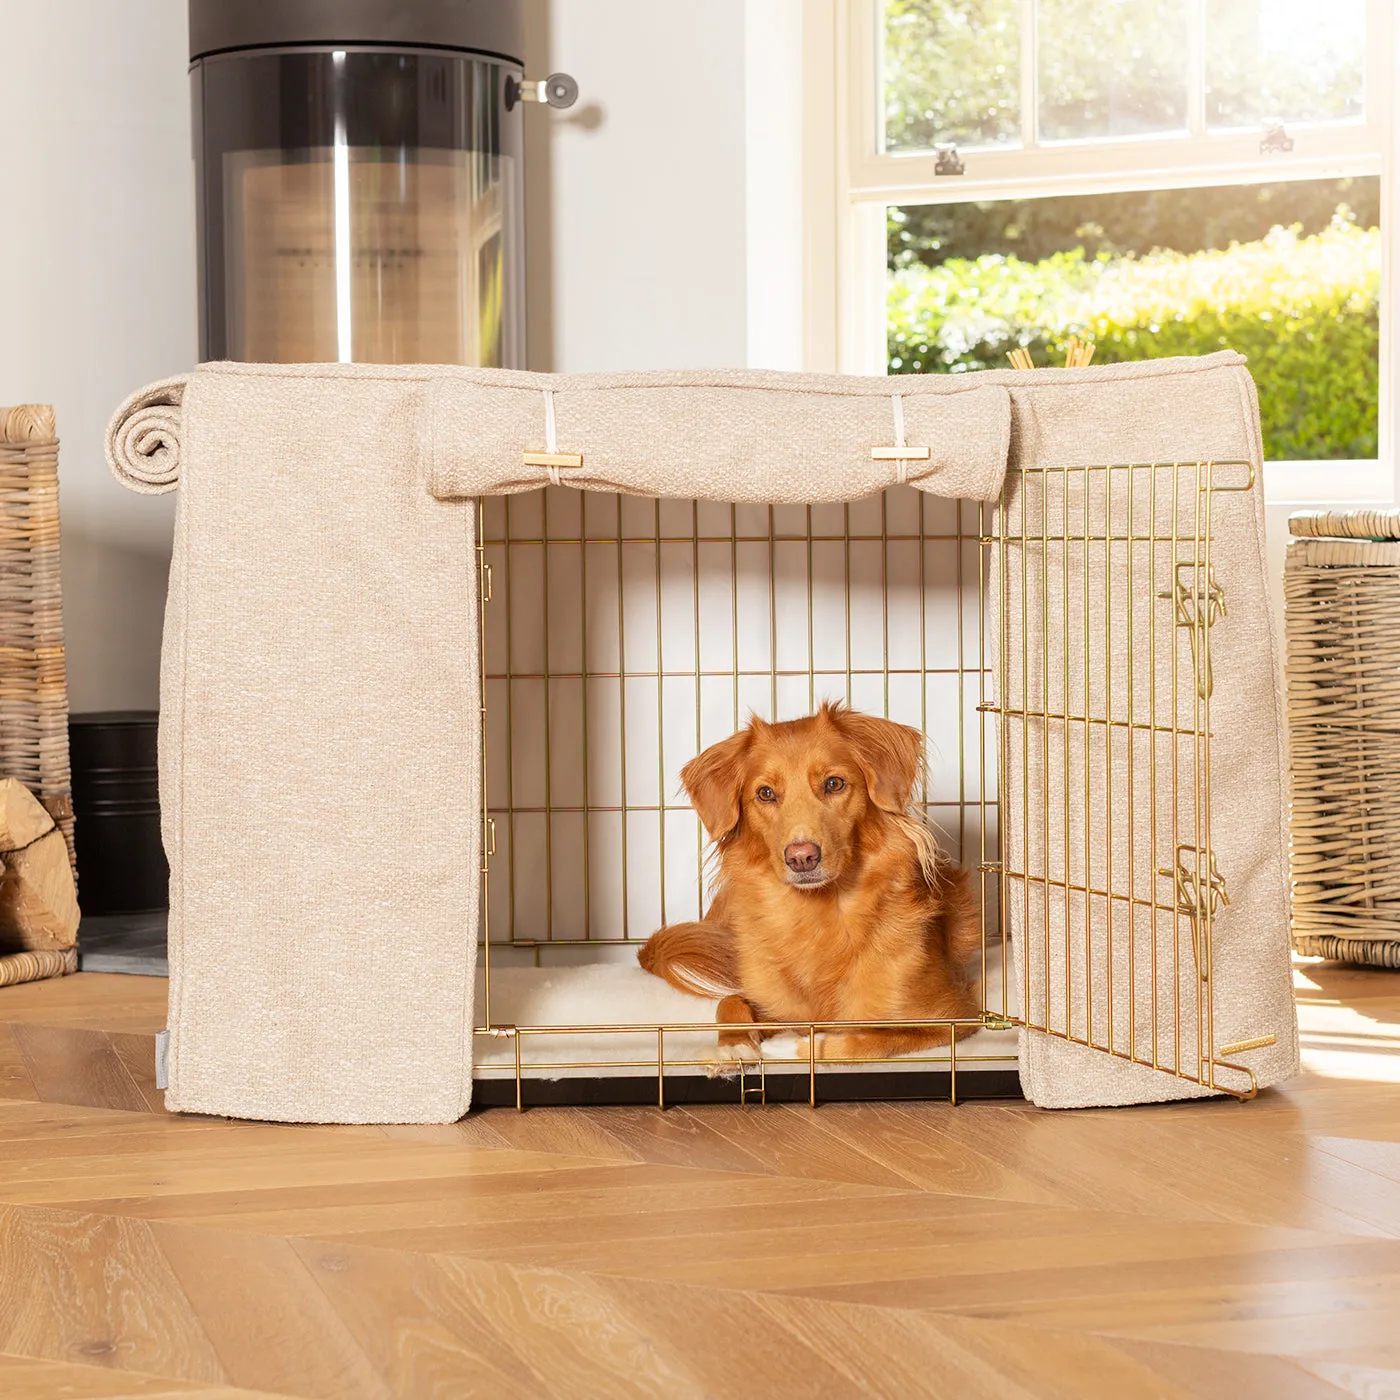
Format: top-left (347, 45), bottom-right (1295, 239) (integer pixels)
top-left (189, 0), bottom-right (550, 368)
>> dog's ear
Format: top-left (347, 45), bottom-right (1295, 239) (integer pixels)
top-left (681, 729), bottom-right (752, 842)
top-left (831, 709), bottom-right (923, 813)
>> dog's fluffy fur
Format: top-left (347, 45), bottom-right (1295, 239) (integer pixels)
top-left (638, 702), bottom-right (981, 1066)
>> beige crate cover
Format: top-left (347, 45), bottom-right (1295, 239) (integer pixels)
top-left (107, 353), bottom-right (1295, 1122)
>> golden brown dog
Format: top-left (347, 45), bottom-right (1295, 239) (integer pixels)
top-left (639, 702), bottom-right (981, 1068)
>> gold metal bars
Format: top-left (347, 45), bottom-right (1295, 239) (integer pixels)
top-left (871, 445), bottom-right (931, 461)
top-left (522, 450), bottom-right (583, 470)
top-left (739, 1058), bottom-right (766, 1105)
top-left (1219, 1033), bottom-right (1278, 1057)
top-left (1161, 845), bottom-right (1230, 982)
top-left (1159, 561), bottom-right (1225, 699)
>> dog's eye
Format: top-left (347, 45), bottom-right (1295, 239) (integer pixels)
top-left (823, 775), bottom-right (846, 794)
top-left (756, 785), bottom-right (777, 803)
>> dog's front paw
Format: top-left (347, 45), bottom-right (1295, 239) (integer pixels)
top-left (708, 1037), bottom-right (761, 1078)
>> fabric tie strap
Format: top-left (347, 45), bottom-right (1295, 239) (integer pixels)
top-left (891, 395), bottom-right (909, 485)
top-left (543, 390), bottom-right (561, 487)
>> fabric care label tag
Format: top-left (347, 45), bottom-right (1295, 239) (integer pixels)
top-left (155, 1030), bottom-right (170, 1090)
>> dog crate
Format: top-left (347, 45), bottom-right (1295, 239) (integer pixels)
top-left (470, 456), bottom-right (1268, 1108)
top-left (109, 354), bottom-right (1300, 1125)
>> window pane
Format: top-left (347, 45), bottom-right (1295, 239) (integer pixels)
top-left (883, 0), bottom-right (1021, 153)
top-left (888, 180), bottom-right (1380, 461)
top-left (1038, 0), bottom-right (1189, 142)
top-left (1206, 0), bottom-right (1365, 130)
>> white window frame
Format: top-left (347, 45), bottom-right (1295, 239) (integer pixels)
top-left (792, 0), bottom-right (1398, 506)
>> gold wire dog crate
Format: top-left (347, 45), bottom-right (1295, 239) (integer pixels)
top-left (470, 457), bottom-right (1271, 1108)
top-left (106, 355), bottom-right (1298, 1124)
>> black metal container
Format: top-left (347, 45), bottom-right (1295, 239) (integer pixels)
top-left (69, 712), bottom-right (168, 915)
top-left (190, 0), bottom-right (525, 366)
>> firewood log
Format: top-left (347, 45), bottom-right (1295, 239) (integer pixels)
top-left (0, 778), bottom-right (79, 952)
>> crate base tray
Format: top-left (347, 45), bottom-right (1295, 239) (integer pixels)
top-left (471, 958), bottom-right (1019, 1101)
top-left (470, 1066), bottom-right (1024, 1108)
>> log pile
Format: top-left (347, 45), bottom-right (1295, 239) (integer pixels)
top-left (0, 777), bottom-right (79, 986)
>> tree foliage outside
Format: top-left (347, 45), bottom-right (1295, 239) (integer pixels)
top-left (1205, 0), bottom-right (1364, 129)
top-left (888, 215), bottom-right (1380, 459)
top-left (890, 179), bottom-right (1380, 270)
top-left (884, 0), bottom-right (1366, 150)
top-left (1036, 0), bottom-right (1188, 141)
top-left (884, 0), bottom-right (1020, 151)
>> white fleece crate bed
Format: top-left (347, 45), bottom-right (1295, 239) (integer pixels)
top-left (470, 949), bottom-right (1017, 1084)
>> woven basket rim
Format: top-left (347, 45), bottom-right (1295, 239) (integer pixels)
top-left (1289, 508), bottom-right (1400, 542)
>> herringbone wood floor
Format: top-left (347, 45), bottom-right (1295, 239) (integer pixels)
top-left (0, 966), bottom-right (1397, 1399)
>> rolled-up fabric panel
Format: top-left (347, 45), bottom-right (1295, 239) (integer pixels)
top-left (105, 376), bottom-right (187, 494)
top-left (426, 367), bottom-right (1012, 504)
top-left (107, 363), bottom-right (1013, 505)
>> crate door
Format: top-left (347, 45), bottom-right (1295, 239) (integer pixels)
top-left (991, 460), bottom-right (1245, 1096)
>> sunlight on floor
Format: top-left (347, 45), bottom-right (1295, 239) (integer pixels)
top-left (1294, 956), bottom-right (1400, 1084)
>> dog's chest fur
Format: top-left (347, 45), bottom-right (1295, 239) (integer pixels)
top-left (717, 861), bottom-right (932, 1022)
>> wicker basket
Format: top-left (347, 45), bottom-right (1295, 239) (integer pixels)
top-left (1286, 508), bottom-right (1400, 967)
top-left (0, 404), bottom-right (77, 988)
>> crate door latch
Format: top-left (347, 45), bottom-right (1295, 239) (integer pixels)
top-left (1160, 846), bottom-right (1230, 982)
top-left (1159, 561), bottom-right (1225, 699)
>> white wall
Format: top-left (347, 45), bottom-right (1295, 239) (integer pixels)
top-left (0, 0), bottom-right (194, 712)
top-left (743, 0), bottom-right (806, 372)
top-left (524, 0), bottom-right (749, 372)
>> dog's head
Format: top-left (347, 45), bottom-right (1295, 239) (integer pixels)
top-left (681, 702), bottom-right (923, 889)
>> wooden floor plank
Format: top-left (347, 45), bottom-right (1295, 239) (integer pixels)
top-left (746, 1292), bottom-right (1052, 1400)
top-left (1314, 1134), bottom-right (1400, 1186)
top-left (0, 1205), bottom-right (225, 1386)
top-left (10, 1024), bottom-right (151, 1115)
top-left (644, 1220), bottom-right (1374, 1298)
top-left (152, 1224), bottom-right (389, 1400)
top-left (108, 1031), bottom-right (169, 1116)
top-left (0, 1024), bottom-right (37, 1103)
top-left (329, 1188), bottom-right (999, 1263)
top-left (0, 1352), bottom-right (284, 1399)
top-left (0, 1126), bottom-right (611, 1207)
top-left (562, 1104), bottom-right (775, 1175)
top-left (672, 1103), bottom-right (933, 1189)
top-left (294, 1238), bottom-right (706, 1399)
top-left (1097, 1335), bottom-right (1353, 1400)
top-left (58, 1164), bottom-right (865, 1238)
top-left (0, 973), bottom-right (167, 1031)
top-left (1300, 1359), bottom-right (1400, 1399)
top-left (591, 1273), bottom-right (865, 1399)
top-left (449, 1105), bottom-right (646, 1164)
top-left (810, 1101), bottom-right (1064, 1202)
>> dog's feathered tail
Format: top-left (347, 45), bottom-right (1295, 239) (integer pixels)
top-left (638, 923), bottom-right (742, 1000)
top-left (892, 811), bottom-right (982, 975)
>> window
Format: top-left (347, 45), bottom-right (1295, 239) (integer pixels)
top-left (828, 0), bottom-right (1390, 480)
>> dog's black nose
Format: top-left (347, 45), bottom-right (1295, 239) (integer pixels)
top-left (785, 840), bottom-right (822, 873)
